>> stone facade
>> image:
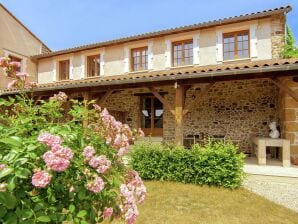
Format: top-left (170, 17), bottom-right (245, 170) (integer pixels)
top-left (271, 14), bottom-right (285, 59)
top-left (99, 79), bottom-right (280, 152)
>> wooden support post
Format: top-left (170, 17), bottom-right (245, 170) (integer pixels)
top-left (97, 90), bottom-right (114, 106)
top-left (175, 84), bottom-right (185, 145)
top-left (148, 87), bottom-right (175, 115)
top-left (271, 78), bottom-right (298, 102)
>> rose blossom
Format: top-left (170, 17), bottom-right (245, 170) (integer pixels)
top-left (51, 145), bottom-right (74, 160)
top-left (32, 171), bottom-right (52, 188)
top-left (87, 176), bottom-right (105, 193)
top-left (83, 146), bottom-right (95, 160)
top-left (38, 132), bottom-right (62, 147)
top-left (42, 151), bottom-right (70, 172)
top-left (103, 207), bottom-right (113, 219)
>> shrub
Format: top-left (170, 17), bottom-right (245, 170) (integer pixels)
top-left (131, 140), bottom-right (245, 189)
top-left (0, 58), bottom-right (147, 224)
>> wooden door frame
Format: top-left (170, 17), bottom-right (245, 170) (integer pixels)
top-left (140, 96), bottom-right (163, 137)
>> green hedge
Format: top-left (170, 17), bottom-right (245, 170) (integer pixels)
top-left (130, 141), bottom-right (245, 189)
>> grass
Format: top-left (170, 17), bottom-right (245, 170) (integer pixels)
top-left (113, 181), bottom-right (298, 224)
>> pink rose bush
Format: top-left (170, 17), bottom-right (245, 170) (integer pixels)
top-left (0, 87), bottom-right (146, 223)
top-left (38, 132), bottom-right (73, 172)
top-left (0, 57), bottom-right (37, 89)
top-left (32, 170), bottom-right (52, 188)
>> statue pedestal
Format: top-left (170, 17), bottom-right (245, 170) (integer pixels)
top-left (251, 137), bottom-right (290, 167)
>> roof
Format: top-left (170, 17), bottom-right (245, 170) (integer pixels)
top-left (0, 3), bottom-right (51, 53)
top-left (2, 58), bottom-right (298, 95)
top-left (32, 5), bottom-right (292, 60)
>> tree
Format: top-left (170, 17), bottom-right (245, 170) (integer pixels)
top-left (282, 25), bottom-right (298, 58)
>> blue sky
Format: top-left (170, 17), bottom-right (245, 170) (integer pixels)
top-left (1, 0), bottom-right (297, 51)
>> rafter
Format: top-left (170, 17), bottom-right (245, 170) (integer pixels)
top-left (148, 87), bottom-right (175, 115)
top-left (183, 82), bottom-right (215, 116)
top-left (271, 78), bottom-right (298, 102)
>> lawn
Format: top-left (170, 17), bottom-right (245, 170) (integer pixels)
top-left (114, 181), bottom-right (298, 224)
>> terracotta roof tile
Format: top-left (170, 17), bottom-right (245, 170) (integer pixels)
top-left (1, 58), bottom-right (298, 95)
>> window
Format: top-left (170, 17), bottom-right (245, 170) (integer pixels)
top-left (131, 47), bottom-right (148, 71)
top-left (172, 40), bottom-right (193, 67)
top-left (223, 31), bottom-right (249, 60)
top-left (8, 55), bottom-right (22, 72)
top-left (87, 55), bottom-right (100, 77)
top-left (59, 60), bottom-right (70, 80)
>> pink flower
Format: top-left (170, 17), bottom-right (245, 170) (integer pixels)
top-left (16, 72), bottom-right (28, 80)
top-left (0, 164), bottom-right (6, 170)
top-left (83, 146), bottom-right (95, 160)
top-left (88, 156), bottom-right (101, 168)
top-left (32, 171), bottom-right (52, 188)
top-left (9, 61), bottom-right (21, 68)
top-left (103, 207), bottom-right (113, 219)
top-left (38, 132), bottom-right (62, 147)
top-left (7, 80), bottom-right (18, 89)
top-left (138, 128), bottom-right (145, 137)
top-left (42, 151), bottom-right (70, 172)
top-left (117, 146), bottom-right (129, 156)
top-left (50, 92), bottom-right (68, 102)
top-left (96, 165), bottom-right (110, 174)
top-left (87, 176), bottom-right (105, 193)
top-left (51, 145), bottom-right (74, 160)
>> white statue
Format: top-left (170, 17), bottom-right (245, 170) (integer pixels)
top-left (269, 122), bottom-right (280, 139)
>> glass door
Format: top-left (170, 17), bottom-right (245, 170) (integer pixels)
top-left (141, 96), bottom-right (163, 136)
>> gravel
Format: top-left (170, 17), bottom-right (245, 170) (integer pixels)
top-left (243, 175), bottom-right (298, 212)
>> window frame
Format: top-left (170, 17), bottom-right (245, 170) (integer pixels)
top-left (86, 54), bottom-right (100, 78)
top-left (222, 30), bottom-right (250, 61)
top-left (130, 46), bottom-right (148, 72)
top-left (58, 59), bottom-right (70, 81)
top-left (171, 39), bottom-right (193, 67)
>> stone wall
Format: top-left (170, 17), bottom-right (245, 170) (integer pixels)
top-left (182, 79), bottom-right (279, 151)
top-left (271, 14), bottom-right (285, 59)
top-left (98, 79), bottom-right (279, 152)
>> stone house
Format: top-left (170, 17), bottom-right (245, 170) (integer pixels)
top-left (1, 5), bottom-right (298, 160)
top-left (0, 3), bottom-right (50, 89)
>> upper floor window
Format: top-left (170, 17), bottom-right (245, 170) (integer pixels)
top-left (131, 47), bottom-right (148, 72)
top-left (87, 55), bottom-right (100, 77)
top-left (59, 60), bottom-right (69, 80)
top-left (223, 30), bottom-right (249, 61)
top-left (172, 40), bottom-right (193, 67)
top-left (8, 55), bottom-right (22, 72)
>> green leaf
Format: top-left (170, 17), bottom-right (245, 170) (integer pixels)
top-left (0, 192), bottom-right (17, 209)
top-left (69, 204), bottom-right (75, 213)
top-left (0, 205), bottom-right (7, 218)
top-left (15, 168), bottom-right (31, 179)
top-left (37, 216), bottom-right (51, 222)
top-left (7, 177), bottom-right (16, 192)
top-left (21, 209), bottom-right (33, 219)
top-left (77, 210), bottom-right (87, 218)
top-left (0, 136), bottom-right (22, 147)
top-left (3, 212), bottom-right (17, 224)
top-left (0, 168), bottom-right (13, 179)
